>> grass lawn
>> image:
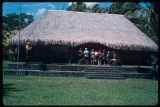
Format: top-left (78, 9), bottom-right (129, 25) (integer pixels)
top-left (3, 75), bottom-right (158, 106)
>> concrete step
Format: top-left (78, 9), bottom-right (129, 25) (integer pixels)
top-left (86, 76), bottom-right (125, 79)
top-left (85, 72), bottom-right (151, 76)
top-left (85, 72), bottom-right (122, 74)
top-left (85, 74), bottom-right (124, 77)
top-left (4, 69), bottom-right (85, 73)
top-left (86, 67), bottom-right (123, 70)
top-left (4, 69), bottom-right (85, 77)
top-left (121, 72), bottom-right (151, 75)
top-left (4, 69), bottom-right (41, 72)
top-left (86, 70), bottom-right (124, 72)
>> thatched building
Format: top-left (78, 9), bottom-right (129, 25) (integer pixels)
top-left (8, 10), bottom-right (158, 65)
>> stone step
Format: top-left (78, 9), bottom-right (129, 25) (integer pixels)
top-left (121, 72), bottom-right (151, 75)
top-left (7, 64), bottom-right (40, 70)
top-left (4, 69), bottom-right (85, 77)
top-left (85, 72), bottom-right (123, 74)
top-left (86, 76), bottom-right (125, 79)
top-left (122, 73), bottom-right (152, 79)
top-left (86, 67), bottom-right (123, 70)
top-left (7, 64), bottom-right (85, 71)
top-left (7, 64), bottom-right (153, 73)
top-left (4, 69), bottom-right (84, 73)
top-left (85, 74), bottom-right (124, 77)
top-left (85, 72), bottom-right (151, 76)
top-left (86, 70), bottom-right (124, 72)
top-left (4, 69), bottom-right (41, 72)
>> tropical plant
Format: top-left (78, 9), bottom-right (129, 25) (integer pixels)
top-left (3, 13), bottom-right (34, 31)
top-left (67, 2), bottom-right (87, 12)
top-left (2, 13), bottom-right (34, 47)
top-left (108, 2), bottom-right (158, 44)
top-left (2, 30), bottom-right (17, 47)
top-left (87, 4), bottom-right (108, 13)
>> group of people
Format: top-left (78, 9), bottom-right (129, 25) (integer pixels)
top-left (78, 48), bottom-right (121, 66)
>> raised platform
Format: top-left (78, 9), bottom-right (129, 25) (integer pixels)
top-left (4, 63), bottom-right (155, 79)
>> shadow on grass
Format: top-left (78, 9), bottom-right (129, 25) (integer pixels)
top-left (3, 84), bottom-right (23, 98)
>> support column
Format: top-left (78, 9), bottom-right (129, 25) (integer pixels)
top-left (68, 45), bottom-right (72, 64)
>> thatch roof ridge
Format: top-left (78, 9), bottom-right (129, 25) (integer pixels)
top-left (10, 10), bottom-right (157, 52)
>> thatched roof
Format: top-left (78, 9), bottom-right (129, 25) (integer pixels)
top-left (10, 10), bottom-right (157, 52)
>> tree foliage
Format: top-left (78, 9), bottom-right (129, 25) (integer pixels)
top-left (67, 2), bottom-right (88, 12)
top-left (2, 30), bottom-right (17, 47)
top-left (108, 2), bottom-right (158, 44)
top-left (2, 13), bottom-right (34, 47)
top-left (88, 4), bottom-right (108, 13)
top-left (3, 13), bottom-right (34, 31)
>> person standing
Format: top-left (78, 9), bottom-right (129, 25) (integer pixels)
top-left (78, 48), bottom-right (83, 64)
top-left (83, 48), bottom-right (90, 64)
top-left (151, 54), bottom-right (157, 80)
top-left (108, 51), bottom-right (117, 66)
top-left (102, 49), bottom-right (106, 65)
top-left (25, 42), bottom-right (32, 75)
top-left (94, 50), bottom-right (98, 65)
top-left (13, 48), bottom-right (17, 62)
top-left (91, 49), bottom-right (95, 65)
top-left (98, 50), bottom-right (103, 65)
top-left (25, 42), bottom-right (32, 63)
top-left (106, 51), bottom-right (110, 65)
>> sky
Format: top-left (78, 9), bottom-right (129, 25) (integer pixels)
top-left (3, 2), bottom-right (148, 19)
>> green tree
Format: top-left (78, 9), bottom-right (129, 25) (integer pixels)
top-left (3, 13), bottom-right (34, 31)
top-left (88, 4), bottom-right (108, 13)
top-left (2, 30), bottom-right (17, 47)
top-left (2, 13), bottom-right (34, 47)
top-left (145, 2), bottom-right (158, 43)
top-left (67, 2), bottom-right (87, 12)
top-left (108, 2), bottom-right (158, 44)
top-left (108, 2), bottom-right (125, 14)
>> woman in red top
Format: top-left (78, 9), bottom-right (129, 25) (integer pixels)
top-left (98, 50), bottom-right (103, 65)
top-left (91, 49), bottom-right (95, 65)
top-left (25, 42), bottom-right (32, 63)
top-left (94, 50), bottom-right (98, 65)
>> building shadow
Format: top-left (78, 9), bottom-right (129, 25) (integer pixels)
top-left (3, 83), bottom-right (23, 97)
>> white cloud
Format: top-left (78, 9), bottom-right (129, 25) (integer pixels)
top-left (36, 8), bottom-right (47, 16)
top-left (48, 4), bottom-right (55, 9)
top-left (84, 2), bottom-right (98, 7)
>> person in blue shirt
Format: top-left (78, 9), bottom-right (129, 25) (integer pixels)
top-left (83, 48), bottom-right (90, 64)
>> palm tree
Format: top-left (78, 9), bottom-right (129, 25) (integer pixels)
top-left (108, 2), bottom-right (158, 44)
top-left (67, 2), bottom-right (87, 12)
top-left (108, 2), bottom-right (125, 14)
top-left (88, 4), bottom-right (102, 13)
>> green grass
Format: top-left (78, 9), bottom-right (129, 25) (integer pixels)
top-left (3, 75), bottom-right (158, 106)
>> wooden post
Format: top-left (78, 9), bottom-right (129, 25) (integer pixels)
top-left (68, 45), bottom-right (72, 64)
